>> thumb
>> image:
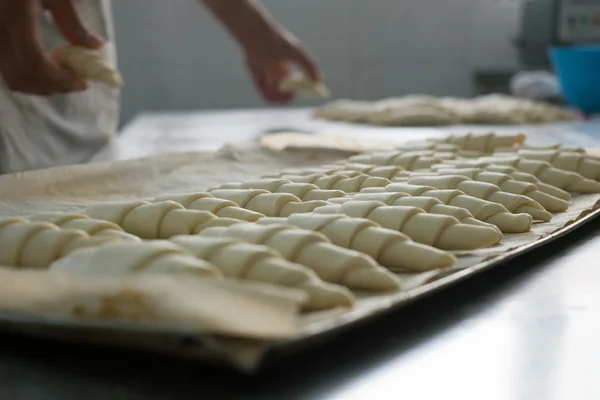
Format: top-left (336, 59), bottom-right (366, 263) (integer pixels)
top-left (44, 0), bottom-right (103, 49)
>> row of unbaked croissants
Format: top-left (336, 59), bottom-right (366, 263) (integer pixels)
top-left (2, 132), bottom-right (599, 312)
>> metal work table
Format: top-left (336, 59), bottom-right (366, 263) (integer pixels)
top-left (2, 109), bottom-right (600, 399)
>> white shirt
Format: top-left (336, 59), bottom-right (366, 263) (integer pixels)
top-left (0, 0), bottom-right (119, 174)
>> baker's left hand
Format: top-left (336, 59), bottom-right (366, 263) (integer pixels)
top-left (242, 27), bottom-right (321, 103)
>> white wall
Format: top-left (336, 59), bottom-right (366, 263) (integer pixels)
top-left (112, 0), bottom-right (524, 124)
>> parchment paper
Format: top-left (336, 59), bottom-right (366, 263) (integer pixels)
top-left (1, 143), bottom-right (598, 371)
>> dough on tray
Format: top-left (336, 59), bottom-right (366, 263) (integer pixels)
top-left (51, 240), bottom-right (220, 277)
top-left (313, 99), bottom-right (377, 122)
top-left (422, 168), bottom-right (568, 212)
top-left (200, 223), bottom-right (401, 290)
top-left (208, 189), bottom-right (328, 217)
top-left (151, 193), bottom-right (264, 221)
top-left (361, 183), bottom-right (533, 233)
top-left (496, 149), bottom-right (600, 181)
top-left (331, 192), bottom-right (502, 235)
top-left (275, 173), bottom-right (391, 193)
top-left (254, 214), bottom-right (457, 272)
top-left (444, 157), bottom-right (600, 193)
top-left (217, 179), bottom-right (346, 201)
top-left (313, 201), bottom-right (500, 250)
top-left (402, 175), bottom-right (552, 221)
top-left (268, 164), bottom-right (406, 181)
top-left (348, 151), bottom-right (444, 171)
top-left (431, 162), bottom-right (572, 201)
top-left (53, 45), bottom-right (123, 88)
top-left (85, 200), bottom-right (243, 239)
top-left (0, 217), bottom-right (135, 268)
top-left (314, 95), bottom-right (574, 126)
top-left (28, 212), bottom-right (140, 241)
top-left (170, 235), bottom-right (354, 311)
top-left (366, 104), bottom-right (461, 126)
top-left (413, 132), bottom-right (527, 153)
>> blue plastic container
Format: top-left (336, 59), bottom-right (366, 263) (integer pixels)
top-left (549, 45), bottom-right (600, 113)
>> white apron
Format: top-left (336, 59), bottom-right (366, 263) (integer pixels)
top-left (0, 0), bottom-right (119, 174)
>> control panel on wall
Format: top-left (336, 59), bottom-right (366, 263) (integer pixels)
top-left (558, 0), bottom-right (600, 43)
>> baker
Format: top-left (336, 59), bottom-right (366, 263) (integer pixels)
top-left (0, 0), bottom-right (321, 174)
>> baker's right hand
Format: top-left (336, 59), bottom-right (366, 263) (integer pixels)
top-left (0, 0), bottom-right (103, 95)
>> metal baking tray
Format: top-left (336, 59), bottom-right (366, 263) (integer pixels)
top-left (1, 202), bottom-right (598, 374)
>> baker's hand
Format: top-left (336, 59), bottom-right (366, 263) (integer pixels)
top-left (0, 0), bottom-right (103, 95)
top-left (243, 27), bottom-right (321, 103)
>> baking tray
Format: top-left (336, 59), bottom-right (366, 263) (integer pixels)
top-left (1, 201), bottom-right (598, 374)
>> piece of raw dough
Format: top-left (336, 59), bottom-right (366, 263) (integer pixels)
top-left (170, 235), bottom-right (354, 311)
top-left (418, 132), bottom-right (526, 152)
top-left (208, 189), bottom-right (327, 217)
top-left (254, 214), bottom-right (457, 272)
top-left (402, 175), bottom-right (552, 221)
top-left (275, 173), bottom-right (391, 193)
top-left (313, 99), bottom-right (377, 122)
top-left (151, 193), bottom-right (264, 221)
top-left (279, 72), bottom-right (331, 98)
top-left (0, 217), bottom-right (114, 268)
top-left (444, 157), bottom-right (600, 193)
top-left (85, 200), bottom-right (243, 239)
top-left (313, 201), bottom-right (500, 250)
top-left (348, 151), bottom-right (443, 171)
top-left (28, 212), bottom-right (141, 241)
top-left (360, 184), bottom-right (533, 233)
top-left (200, 223), bottom-right (401, 289)
top-left (495, 149), bottom-right (600, 180)
top-left (419, 168), bottom-right (568, 212)
top-left (53, 45), bottom-right (123, 88)
top-left (217, 179), bottom-right (345, 202)
top-left (332, 192), bottom-right (503, 237)
top-left (431, 162), bottom-right (572, 201)
top-left (51, 240), bottom-right (220, 277)
top-left (365, 104), bottom-right (461, 126)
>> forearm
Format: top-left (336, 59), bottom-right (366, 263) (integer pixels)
top-left (200, 0), bottom-right (279, 51)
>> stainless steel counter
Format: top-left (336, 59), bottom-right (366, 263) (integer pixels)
top-left (3, 109), bottom-right (600, 399)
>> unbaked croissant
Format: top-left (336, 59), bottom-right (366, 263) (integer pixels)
top-left (313, 201), bottom-right (500, 250)
top-left (401, 175), bottom-right (552, 221)
top-left (279, 72), bottom-right (331, 98)
top-left (51, 240), bottom-right (220, 278)
top-left (200, 223), bottom-right (401, 290)
top-left (207, 189), bottom-right (328, 217)
top-left (404, 168), bottom-right (569, 212)
top-left (275, 173), bottom-right (391, 193)
top-left (361, 183), bottom-right (533, 233)
top-left (170, 236), bottom-right (354, 311)
top-left (28, 212), bottom-right (141, 241)
top-left (347, 151), bottom-right (443, 171)
top-left (85, 200), bottom-right (243, 239)
top-left (444, 157), bottom-right (600, 193)
top-left (217, 179), bottom-right (345, 201)
top-left (431, 162), bottom-right (571, 201)
top-left (331, 192), bottom-right (502, 234)
top-left (0, 217), bottom-right (130, 268)
top-left (264, 164), bottom-right (406, 181)
top-left (416, 132), bottom-right (526, 152)
top-left (53, 45), bottom-right (123, 88)
top-left (495, 149), bottom-right (600, 181)
top-left (255, 214), bottom-right (457, 272)
top-left (151, 193), bottom-right (264, 221)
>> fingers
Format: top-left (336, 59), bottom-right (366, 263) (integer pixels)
top-left (247, 60), bottom-right (293, 104)
top-left (290, 46), bottom-right (321, 83)
top-left (0, 0), bottom-right (87, 95)
top-left (44, 0), bottom-right (103, 49)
